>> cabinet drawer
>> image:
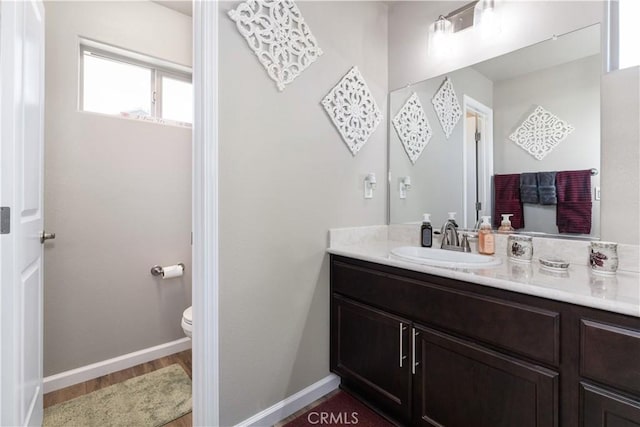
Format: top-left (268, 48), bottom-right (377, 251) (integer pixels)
top-left (332, 260), bottom-right (560, 366)
top-left (581, 320), bottom-right (640, 395)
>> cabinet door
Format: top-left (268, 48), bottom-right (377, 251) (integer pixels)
top-left (581, 383), bottom-right (640, 427)
top-left (331, 295), bottom-right (411, 423)
top-left (413, 325), bottom-right (558, 427)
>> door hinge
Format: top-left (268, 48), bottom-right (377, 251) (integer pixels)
top-left (475, 131), bottom-right (481, 143)
top-left (1, 207), bottom-right (10, 234)
top-left (476, 202), bottom-right (482, 211)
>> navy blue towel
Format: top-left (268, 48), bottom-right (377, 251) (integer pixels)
top-left (537, 171), bottom-right (557, 205)
top-left (520, 173), bottom-right (538, 204)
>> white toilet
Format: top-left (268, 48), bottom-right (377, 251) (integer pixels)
top-left (181, 306), bottom-right (192, 338)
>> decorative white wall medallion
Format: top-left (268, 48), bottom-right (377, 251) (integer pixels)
top-left (431, 77), bottom-right (462, 139)
top-left (228, 0), bottom-right (323, 91)
top-left (392, 93), bottom-right (432, 164)
top-left (509, 106), bottom-right (575, 160)
top-left (322, 67), bottom-right (382, 155)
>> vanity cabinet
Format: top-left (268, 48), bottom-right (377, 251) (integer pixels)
top-left (330, 255), bottom-right (640, 427)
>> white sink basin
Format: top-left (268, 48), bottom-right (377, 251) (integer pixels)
top-left (390, 246), bottom-right (502, 269)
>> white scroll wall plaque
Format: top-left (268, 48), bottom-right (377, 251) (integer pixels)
top-left (228, 0), bottom-right (323, 91)
top-left (509, 106), bottom-right (575, 160)
top-left (322, 67), bottom-right (382, 155)
top-left (431, 77), bottom-right (462, 139)
top-left (392, 93), bottom-right (432, 164)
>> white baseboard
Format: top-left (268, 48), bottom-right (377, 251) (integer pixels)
top-left (43, 337), bottom-right (192, 393)
top-left (235, 374), bottom-right (340, 427)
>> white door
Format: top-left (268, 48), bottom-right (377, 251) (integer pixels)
top-left (0, 1), bottom-right (46, 426)
top-left (462, 95), bottom-right (493, 230)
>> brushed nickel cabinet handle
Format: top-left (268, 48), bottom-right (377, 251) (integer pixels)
top-left (400, 323), bottom-right (404, 367)
top-left (400, 322), bottom-right (407, 368)
top-left (412, 328), bottom-right (420, 375)
top-left (399, 323), bottom-right (408, 368)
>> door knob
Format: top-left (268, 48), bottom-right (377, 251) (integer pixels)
top-left (40, 231), bottom-right (56, 244)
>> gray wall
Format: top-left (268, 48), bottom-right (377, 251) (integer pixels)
top-left (601, 66), bottom-right (640, 244)
top-left (218, 1), bottom-right (388, 424)
top-left (43, 1), bottom-right (192, 376)
top-left (493, 55), bottom-right (601, 236)
top-left (389, 68), bottom-right (493, 226)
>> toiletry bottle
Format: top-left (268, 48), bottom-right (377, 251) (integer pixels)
top-left (421, 214), bottom-right (433, 248)
top-left (498, 214), bottom-right (514, 233)
top-left (478, 216), bottom-right (495, 255)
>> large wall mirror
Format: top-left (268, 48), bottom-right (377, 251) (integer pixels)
top-left (389, 24), bottom-right (601, 238)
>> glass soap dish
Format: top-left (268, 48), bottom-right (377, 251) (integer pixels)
top-left (539, 257), bottom-right (570, 272)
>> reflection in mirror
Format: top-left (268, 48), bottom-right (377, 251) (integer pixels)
top-left (389, 24), bottom-right (601, 238)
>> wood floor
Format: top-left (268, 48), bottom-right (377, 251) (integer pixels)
top-left (43, 350), bottom-right (192, 427)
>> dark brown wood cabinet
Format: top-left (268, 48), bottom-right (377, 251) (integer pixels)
top-left (330, 255), bottom-right (640, 427)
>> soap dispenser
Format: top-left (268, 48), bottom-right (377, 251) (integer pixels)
top-left (447, 212), bottom-right (459, 228)
top-left (478, 216), bottom-right (495, 255)
top-left (421, 214), bottom-right (433, 248)
top-left (498, 214), bottom-right (515, 233)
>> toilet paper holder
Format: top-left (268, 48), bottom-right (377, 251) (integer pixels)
top-left (151, 263), bottom-right (185, 277)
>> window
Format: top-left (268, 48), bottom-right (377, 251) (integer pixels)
top-left (610, 0), bottom-right (640, 71)
top-left (618, 0), bottom-right (640, 70)
top-left (159, 74), bottom-right (193, 124)
top-left (80, 40), bottom-right (193, 125)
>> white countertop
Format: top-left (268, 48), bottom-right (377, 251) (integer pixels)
top-left (328, 228), bottom-right (640, 318)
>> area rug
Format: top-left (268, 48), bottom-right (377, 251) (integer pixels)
top-left (43, 364), bottom-right (192, 427)
top-left (284, 391), bottom-right (394, 427)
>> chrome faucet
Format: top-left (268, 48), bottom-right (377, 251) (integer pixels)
top-left (440, 213), bottom-right (472, 253)
top-left (440, 220), bottom-right (460, 248)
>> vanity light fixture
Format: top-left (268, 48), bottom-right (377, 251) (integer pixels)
top-left (428, 0), bottom-right (502, 54)
top-left (399, 176), bottom-right (412, 199)
top-left (364, 173), bottom-right (377, 199)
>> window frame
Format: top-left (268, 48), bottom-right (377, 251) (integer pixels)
top-left (607, 0), bottom-right (620, 72)
top-left (78, 39), bottom-right (192, 124)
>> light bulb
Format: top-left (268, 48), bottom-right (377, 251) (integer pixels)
top-left (428, 15), bottom-right (453, 58)
top-left (474, 0), bottom-right (501, 40)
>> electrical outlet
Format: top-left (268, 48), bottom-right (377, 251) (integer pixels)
top-left (594, 186), bottom-right (601, 201)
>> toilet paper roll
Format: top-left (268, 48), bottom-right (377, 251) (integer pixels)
top-left (162, 264), bottom-right (184, 279)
